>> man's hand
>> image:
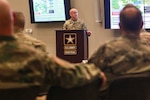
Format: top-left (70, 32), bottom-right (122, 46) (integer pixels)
top-left (100, 72), bottom-right (107, 89)
top-left (87, 31), bottom-right (92, 36)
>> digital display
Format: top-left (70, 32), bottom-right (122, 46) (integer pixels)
top-left (104, 0), bottom-right (150, 29)
top-left (29, 0), bottom-right (71, 23)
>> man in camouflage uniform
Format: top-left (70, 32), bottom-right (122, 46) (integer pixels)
top-left (88, 4), bottom-right (150, 100)
top-left (13, 11), bottom-right (47, 53)
top-left (0, 0), bottom-right (105, 97)
top-left (63, 8), bottom-right (91, 36)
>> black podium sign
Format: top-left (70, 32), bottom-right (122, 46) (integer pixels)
top-left (56, 30), bottom-right (88, 63)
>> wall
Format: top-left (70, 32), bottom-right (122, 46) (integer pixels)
top-left (8, 0), bottom-right (118, 57)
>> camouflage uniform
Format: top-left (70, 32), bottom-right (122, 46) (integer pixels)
top-left (0, 35), bottom-right (100, 90)
top-left (140, 29), bottom-right (150, 47)
top-left (89, 33), bottom-right (150, 84)
top-left (14, 31), bottom-right (47, 53)
top-left (88, 33), bottom-right (150, 100)
top-left (63, 19), bottom-right (87, 30)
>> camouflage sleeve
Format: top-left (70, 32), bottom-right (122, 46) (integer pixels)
top-left (88, 44), bottom-right (107, 68)
top-left (45, 56), bottom-right (101, 88)
top-left (33, 41), bottom-right (47, 53)
top-left (63, 22), bottom-right (68, 30)
top-left (82, 22), bottom-right (88, 30)
top-left (140, 33), bottom-right (150, 47)
top-left (26, 36), bottom-right (47, 53)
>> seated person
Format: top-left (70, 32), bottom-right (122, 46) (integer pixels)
top-left (13, 11), bottom-right (47, 53)
top-left (0, 0), bottom-right (106, 98)
top-left (88, 4), bottom-right (150, 100)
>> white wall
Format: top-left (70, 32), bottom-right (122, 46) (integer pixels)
top-left (8, 0), bottom-right (118, 57)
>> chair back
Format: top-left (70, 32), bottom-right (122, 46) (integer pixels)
top-left (108, 74), bottom-right (150, 100)
top-left (47, 79), bottom-right (101, 100)
top-left (0, 83), bottom-right (40, 100)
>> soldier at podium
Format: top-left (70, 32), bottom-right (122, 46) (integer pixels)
top-left (63, 8), bottom-right (91, 36)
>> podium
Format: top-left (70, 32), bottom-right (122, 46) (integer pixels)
top-left (56, 30), bottom-right (88, 63)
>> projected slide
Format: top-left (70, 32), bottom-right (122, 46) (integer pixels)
top-left (33, 0), bottom-right (66, 22)
top-left (110, 0), bottom-right (150, 29)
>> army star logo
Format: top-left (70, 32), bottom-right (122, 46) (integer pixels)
top-left (64, 33), bottom-right (76, 45)
top-left (66, 35), bottom-right (75, 44)
top-left (63, 33), bottom-right (77, 55)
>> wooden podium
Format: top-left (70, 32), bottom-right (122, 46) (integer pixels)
top-left (56, 30), bottom-right (88, 63)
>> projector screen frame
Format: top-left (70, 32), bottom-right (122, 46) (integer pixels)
top-left (29, 0), bottom-right (71, 23)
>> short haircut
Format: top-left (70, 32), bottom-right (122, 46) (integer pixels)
top-left (119, 4), bottom-right (143, 32)
top-left (14, 11), bottom-right (25, 28)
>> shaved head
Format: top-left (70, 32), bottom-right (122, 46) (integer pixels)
top-left (69, 8), bottom-right (78, 21)
top-left (0, 0), bottom-right (14, 35)
top-left (69, 8), bottom-right (78, 14)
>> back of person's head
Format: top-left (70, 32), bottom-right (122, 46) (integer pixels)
top-left (0, 0), bottom-right (14, 36)
top-left (119, 4), bottom-right (143, 33)
top-left (13, 11), bottom-right (25, 33)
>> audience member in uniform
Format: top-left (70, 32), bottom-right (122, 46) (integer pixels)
top-left (0, 0), bottom-right (106, 98)
top-left (88, 4), bottom-right (150, 100)
top-left (13, 11), bottom-right (47, 53)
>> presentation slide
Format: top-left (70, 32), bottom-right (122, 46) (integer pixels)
top-left (110, 0), bottom-right (150, 29)
top-left (32, 0), bottom-right (66, 22)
